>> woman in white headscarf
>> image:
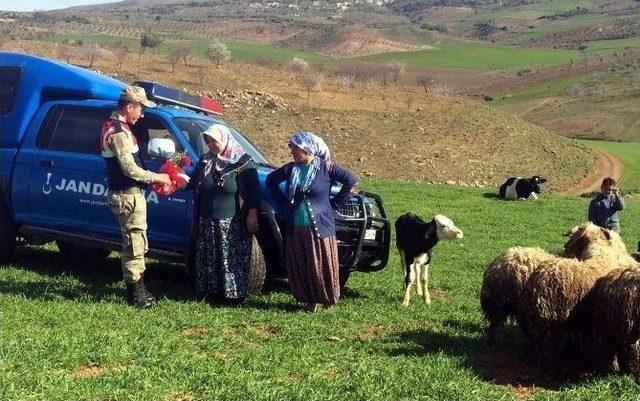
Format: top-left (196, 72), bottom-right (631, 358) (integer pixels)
top-left (189, 123), bottom-right (261, 305)
top-left (266, 131), bottom-right (356, 312)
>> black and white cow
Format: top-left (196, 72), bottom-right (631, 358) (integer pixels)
top-left (395, 213), bottom-right (463, 307)
top-left (499, 176), bottom-right (547, 200)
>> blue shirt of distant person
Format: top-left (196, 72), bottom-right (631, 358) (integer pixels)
top-left (588, 177), bottom-right (625, 233)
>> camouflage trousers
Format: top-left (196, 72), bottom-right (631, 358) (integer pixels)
top-left (107, 188), bottom-right (148, 284)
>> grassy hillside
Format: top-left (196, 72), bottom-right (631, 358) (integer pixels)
top-left (582, 140), bottom-right (640, 192)
top-left (2, 182), bottom-right (639, 400)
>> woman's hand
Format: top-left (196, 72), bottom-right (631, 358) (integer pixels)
top-left (246, 208), bottom-right (259, 234)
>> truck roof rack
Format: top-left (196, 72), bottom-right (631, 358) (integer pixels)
top-left (133, 81), bottom-right (223, 116)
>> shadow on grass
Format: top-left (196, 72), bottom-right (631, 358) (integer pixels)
top-left (386, 325), bottom-right (565, 390)
top-left (5, 245), bottom-right (194, 303)
top-left (482, 192), bottom-right (509, 201)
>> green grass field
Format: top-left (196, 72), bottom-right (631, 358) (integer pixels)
top-left (2, 182), bottom-right (640, 401)
top-left (581, 140), bottom-right (640, 192)
top-left (355, 41), bottom-right (579, 69)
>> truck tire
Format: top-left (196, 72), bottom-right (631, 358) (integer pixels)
top-left (246, 236), bottom-right (266, 294)
top-left (0, 201), bottom-right (17, 264)
top-left (56, 241), bottom-right (111, 259)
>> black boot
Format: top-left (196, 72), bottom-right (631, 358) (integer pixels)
top-left (126, 280), bottom-right (155, 309)
top-left (138, 274), bottom-right (156, 304)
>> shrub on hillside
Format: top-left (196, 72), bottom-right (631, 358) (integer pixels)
top-left (288, 57), bottom-right (309, 72)
top-left (112, 41), bottom-right (129, 70)
top-left (56, 44), bottom-right (74, 64)
top-left (299, 70), bottom-right (325, 100)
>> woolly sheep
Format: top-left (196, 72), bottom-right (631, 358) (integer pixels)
top-left (518, 224), bottom-right (637, 368)
top-left (482, 222), bottom-right (638, 343)
top-left (481, 246), bottom-right (560, 342)
top-left (568, 267), bottom-right (640, 383)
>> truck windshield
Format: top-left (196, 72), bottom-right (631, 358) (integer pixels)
top-left (173, 117), bottom-right (270, 166)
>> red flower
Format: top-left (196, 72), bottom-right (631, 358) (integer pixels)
top-left (151, 151), bottom-right (191, 196)
top-left (181, 154), bottom-right (192, 167)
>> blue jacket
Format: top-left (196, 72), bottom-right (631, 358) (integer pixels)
top-left (588, 193), bottom-right (625, 232)
top-left (266, 162), bottom-right (356, 238)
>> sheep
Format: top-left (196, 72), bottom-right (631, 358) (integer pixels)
top-left (480, 246), bottom-right (560, 342)
top-left (518, 223), bottom-right (638, 369)
top-left (481, 223), bottom-right (638, 344)
top-left (395, 213), bottom-right (463, 307)
top-left (567, 267), bottom-right (640, 383)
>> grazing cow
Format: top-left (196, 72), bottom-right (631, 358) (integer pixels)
top-left (395, 213), bottom-right (463, 306)
top-left (499, 176), bottom-right (547, 200)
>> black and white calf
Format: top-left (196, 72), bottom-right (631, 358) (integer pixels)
top-left (499, 176), bottom-right (547, 200)
top-left (395, 213), bottom-right (464, 307)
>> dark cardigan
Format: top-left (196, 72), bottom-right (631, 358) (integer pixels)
top-left (189, 153), bottom-right (261, 220)
top-left (266, 161), bottom-right (356, 238)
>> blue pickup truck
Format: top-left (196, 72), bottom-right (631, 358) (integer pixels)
top-left (0, 52), bottom-right (390, 290)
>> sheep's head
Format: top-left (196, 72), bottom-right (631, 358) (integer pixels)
top-left (563, 222), bottom-right (620, 259)
top-left (433, 214), bottom-right (463, 241)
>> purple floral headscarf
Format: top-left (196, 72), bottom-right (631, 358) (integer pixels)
top-left (287, 131), bottom-right (331, 203)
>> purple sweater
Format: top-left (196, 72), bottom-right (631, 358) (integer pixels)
top-left (266, 161), bottom-right (356, 238)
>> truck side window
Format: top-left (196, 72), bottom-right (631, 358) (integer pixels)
top-left (46, 106), bottom-right (111, 154)
top-left (0, 66), bottom-right (21, 113)
top-left (133, 115), bottom-right (183, 160)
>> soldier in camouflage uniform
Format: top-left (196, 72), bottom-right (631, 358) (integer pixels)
top-left (100, 86), bottom-right (171, 308)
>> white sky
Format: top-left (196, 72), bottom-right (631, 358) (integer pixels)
top-left (0, 0), bottom-right (123, 11)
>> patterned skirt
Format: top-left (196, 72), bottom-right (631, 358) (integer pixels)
top-left (195, 215), bottom-right (252, 300)
top-left (285, 227), bottom-right (340, 305)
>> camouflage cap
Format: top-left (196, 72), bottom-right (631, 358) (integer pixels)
top-left (120, 85), bottom-right (156, 108)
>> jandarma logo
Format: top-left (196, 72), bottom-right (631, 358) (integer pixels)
top-left (42, 175), bottom-right (160, 204)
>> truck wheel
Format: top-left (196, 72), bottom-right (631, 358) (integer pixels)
top-left (0, 201), bottom-right (17, 264)
top-left (56, 241), bottom-right (111, 259)
top-left (247, 236), bottom-right (266, 294)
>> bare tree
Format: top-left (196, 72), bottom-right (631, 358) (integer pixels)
top-left (197, 65), bottom-right (206, 85)
top-left (167, 45), bottom-right (182, 73)
top-left (113, 41), bottom-right (129, 69)
top-left (416, 73), bottom-right (435, 97)
top-left (207, 40), bottom-right (231, 68)
top-left (179, 42), bottom-right (194, 66)
top-left (56, 44), bottom-right (74, 64)
top-left (82, 43), bottom-right (106, 68)
top-left (167, 42), bottom-right (194, 68)
top-left (288, 57), bottom-right (309, 72)
top-left (338, 71), bottom-right (356, 92)
top-left (388, 60), bottom-right (406, 82)
top-left (299, 70), bottom-right (325, 100)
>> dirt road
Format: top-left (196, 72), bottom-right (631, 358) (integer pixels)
top-left (562, 149), bottom-right (623, 196)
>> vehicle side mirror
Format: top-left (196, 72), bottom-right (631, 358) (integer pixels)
top-left (147, 138), bottom-right (176, 160)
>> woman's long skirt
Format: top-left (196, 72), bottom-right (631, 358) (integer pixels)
top-left (195, 214), bottom-right (251, 300)
top-left (285, 227), bottom-right (340, 305)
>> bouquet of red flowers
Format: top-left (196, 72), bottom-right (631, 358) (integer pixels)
top-left (151, 152), bottom-right (192, 196)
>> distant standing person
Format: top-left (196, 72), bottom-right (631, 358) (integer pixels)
top-left (100, 86), bottom-right (171, 308)
top-left (588, 177), bottom-right (625, 233)
top-left (266, 131), bottom-right (356, 312)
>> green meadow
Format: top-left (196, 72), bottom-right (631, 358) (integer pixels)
top-left (355, 41), bottom-right (579, 69)
top-left (582, 140), bottom-right (640, 192)
top-left (2, 180), bottom-right (639, 401)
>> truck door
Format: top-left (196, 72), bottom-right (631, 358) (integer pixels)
top-left (91, 112), bottom-right (193, 250)
top-left (24, 104), bottom-right (111, 232)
